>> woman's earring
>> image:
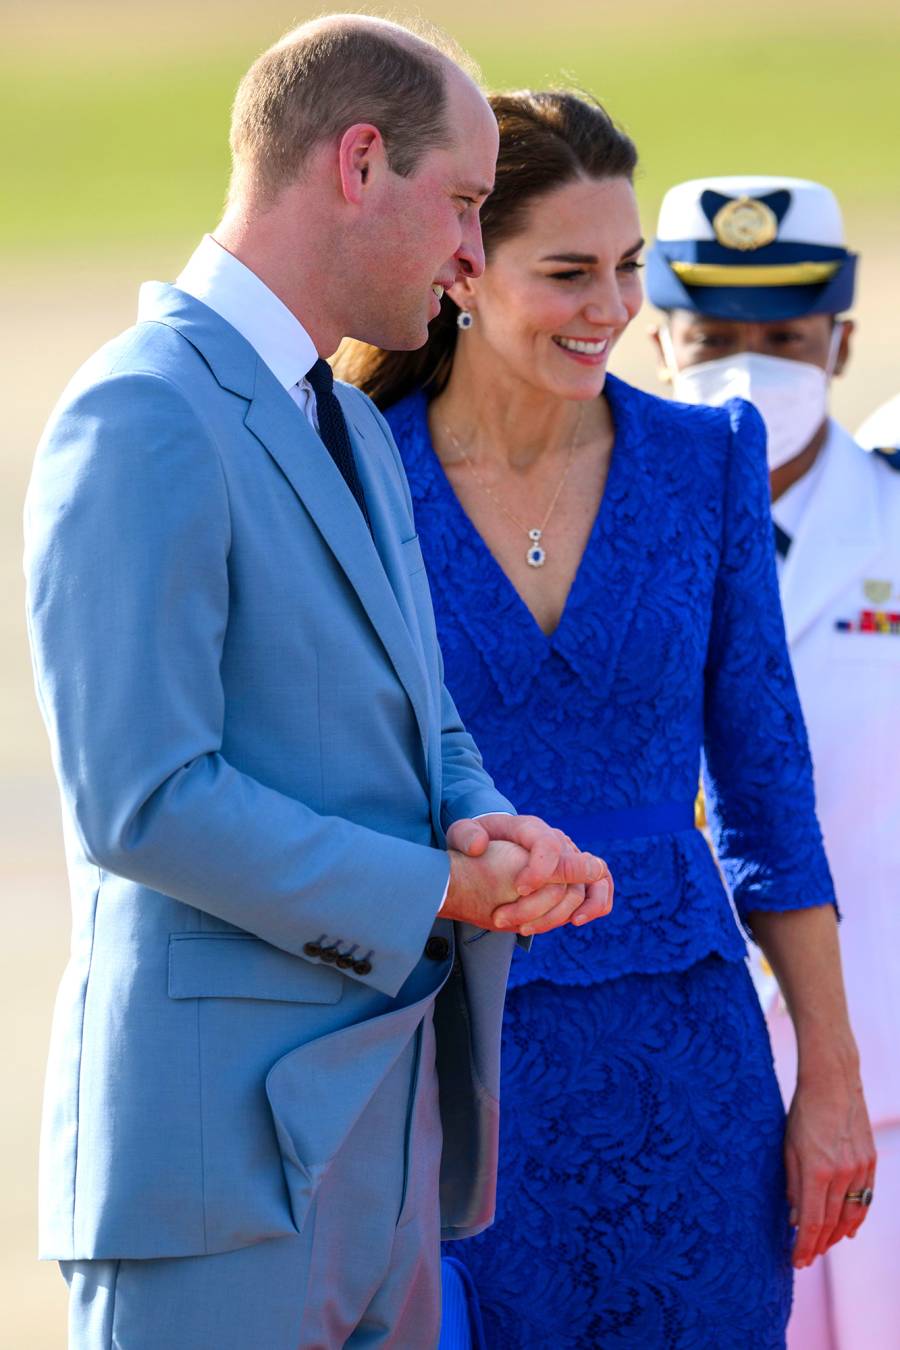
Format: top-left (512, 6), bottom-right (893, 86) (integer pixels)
top-left (457, 310), bottom-right (474, 330)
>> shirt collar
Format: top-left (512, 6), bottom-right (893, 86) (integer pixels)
top-left (175, 235), bottom-right (318, 392)
top-left (772, 420), bottom-right (833, 534)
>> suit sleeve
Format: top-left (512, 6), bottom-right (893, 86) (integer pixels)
top-left (25, 371), bottom-right (452, 998)
top-left (701, 399), bottom-right (837, 932)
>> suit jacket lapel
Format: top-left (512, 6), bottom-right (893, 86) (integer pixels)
top-left (139, 284), bottom-right (432, 763)
top-left (781, 422), bottom-right (883, 645)
top-left (341, 397), bottom-right (425, 651)
top-left (342, 395), bottom-right (445, 828)
top-left (244, 372), bottom-right (433, 759)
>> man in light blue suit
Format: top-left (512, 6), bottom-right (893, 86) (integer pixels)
top-left (25, 16), bottom-right (613, 1347)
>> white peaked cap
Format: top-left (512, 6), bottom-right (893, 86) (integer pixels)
top-left (656, 176), bottom-right (846, 247)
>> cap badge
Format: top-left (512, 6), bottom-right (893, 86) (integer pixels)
top-left (712, 197), bottom-right (779, 252)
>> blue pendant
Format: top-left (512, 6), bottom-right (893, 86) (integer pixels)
top-left (527, 528), bottom-right (546, 568)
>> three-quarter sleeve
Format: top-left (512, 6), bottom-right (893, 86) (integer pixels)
top-left (702, 399), bottom-right (837, 931)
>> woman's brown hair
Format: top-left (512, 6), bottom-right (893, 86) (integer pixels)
top-left (335, 90), bottom-right (638, 410)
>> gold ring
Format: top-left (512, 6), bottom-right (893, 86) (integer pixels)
top-left (845, 1188), bottom-right (874, 1207)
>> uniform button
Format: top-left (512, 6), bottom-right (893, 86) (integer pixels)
top-left (424, 935), bottom-right (450, 962)
top-left (353, 959), bottom-right (373, 976)
top-left (319, 946), bottom-right (339, 964)
top-left (303, 941), bottom-right (322, 959)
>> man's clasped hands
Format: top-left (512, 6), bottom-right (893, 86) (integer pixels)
top-left (443, 814), bottom-right (614, 936)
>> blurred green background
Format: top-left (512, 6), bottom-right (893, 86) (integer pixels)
top-left (4, 0), bottom-right (900, 257)
top-left (2, 1), bottom-right (898, 1344)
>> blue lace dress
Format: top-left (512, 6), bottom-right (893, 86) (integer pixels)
top-left (385, 375), bottom-right (837, 1350)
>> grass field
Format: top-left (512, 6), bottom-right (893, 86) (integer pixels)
top-left (2, 2), bottom-right (899, 1344)
top-left (4, 0), bottom-right (900, 256)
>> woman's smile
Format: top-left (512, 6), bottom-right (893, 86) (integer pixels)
top-left (552, 334), bottom-right (610, 364)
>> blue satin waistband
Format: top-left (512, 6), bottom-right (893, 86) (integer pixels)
top-left (552, 801), bottom-right (696, 846)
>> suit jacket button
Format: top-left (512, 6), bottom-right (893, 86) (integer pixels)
top-left (353, 959), bottom-right (373, 976)
top-left (303, 941), bottom-right (322, 958)
top-left (319, 946), bottom-right (339, 964)
top-left (424, 935), bottom-right (450, 962)
top-left (335, 953), bottom-right (355, 970)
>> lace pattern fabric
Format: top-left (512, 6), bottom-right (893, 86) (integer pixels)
top-left (383, 376), bottom-right (832, 1345)
top-left (453, 960), bottom-right (793, 1349)
top-left (385, 376), bottom-right (836, 985)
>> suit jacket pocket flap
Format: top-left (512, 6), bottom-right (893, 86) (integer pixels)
top-left (168, 933), bottom-right (344, 1004)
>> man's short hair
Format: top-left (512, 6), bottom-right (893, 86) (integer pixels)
top-left (229, 19), bottom-right (468, 205)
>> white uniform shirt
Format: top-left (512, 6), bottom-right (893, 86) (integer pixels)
top-left (857, 391), bottom-right (900, 451)
top-left (766, 420), bottom-right (900, 1128)
top-left (771, 452), bottom-right (825, 578)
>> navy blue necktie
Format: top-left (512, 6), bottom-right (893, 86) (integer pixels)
top-left (305, 359), bottom-right (372, 531)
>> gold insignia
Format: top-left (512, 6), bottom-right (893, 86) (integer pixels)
top-left (863, 578), bottom-right (892, 605)
top-left (670, 260), bottom-right (839, 287)
top-left (712, 197), bottom-right (779, 252)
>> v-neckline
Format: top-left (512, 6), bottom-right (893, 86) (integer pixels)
top-left (420, 380), bottom-right (627, 645)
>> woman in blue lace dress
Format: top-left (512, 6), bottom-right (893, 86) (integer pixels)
top-left (338, 92), bottom-right (875, 1349)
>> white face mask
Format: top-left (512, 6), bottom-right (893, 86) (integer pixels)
top-left (661, 326), bottom-right (842, 472)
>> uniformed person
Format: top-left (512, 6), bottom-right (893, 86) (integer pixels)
top-left (857, 392), bottom-right (900, 470)
top-left (647, 176), bottom-right (900, 1350)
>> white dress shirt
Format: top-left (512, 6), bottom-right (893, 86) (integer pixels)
top-left (176, 235), bottom-right (321, 427)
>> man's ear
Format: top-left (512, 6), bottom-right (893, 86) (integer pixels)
top-left (833, 318), bottom-right (855, 378)
top-left (337, 124), bottom-right (386, 205)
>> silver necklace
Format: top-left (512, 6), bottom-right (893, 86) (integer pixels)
top-left (442, 407), bottom-right (584, 568)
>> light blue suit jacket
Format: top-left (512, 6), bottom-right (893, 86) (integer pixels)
top-left (25, 283), bottom-right (516, 1261)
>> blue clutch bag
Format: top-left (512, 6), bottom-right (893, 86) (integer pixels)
top-left (439, 1256), bottom-right (486, 1350)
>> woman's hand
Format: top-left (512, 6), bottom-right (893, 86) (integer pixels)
top-left (446, 813), bottom-right (613, 932)
top-left (785, 1055), bottom-right (876, 1268)
top-left (747, 904), bottom-right (876, 1269)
